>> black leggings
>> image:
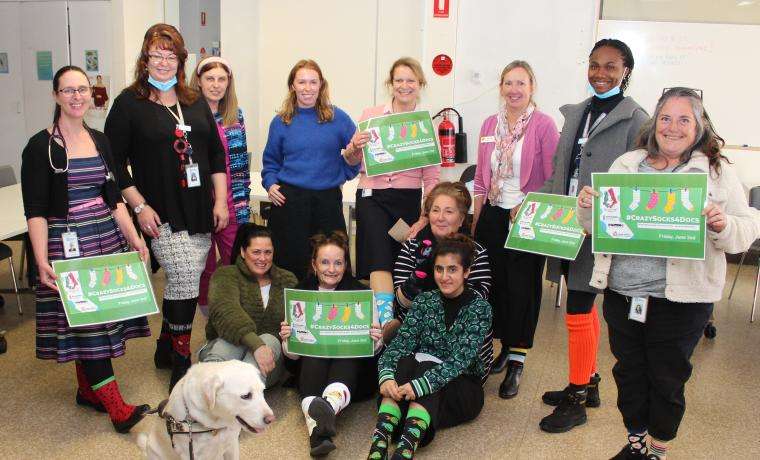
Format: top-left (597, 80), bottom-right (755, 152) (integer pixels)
top-left (561, 260), bottom-right (598, 315)
top-left (297, 355), bottom-right (379, 401)
top-left (163, 298), bottom-right (196, 333)
top-left (80, 358), bottom-right (114, 386)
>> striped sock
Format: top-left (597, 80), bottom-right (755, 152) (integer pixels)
top-left (507, 347), bottom-right (528, 364)
top-left (649, 438), bottom-right (668, 459)
top-left (627, 430), bottom-right (648, 456)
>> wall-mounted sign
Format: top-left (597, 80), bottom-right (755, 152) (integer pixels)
top-left (201, 11), bottom-right (206, 26)
top-left (0, 52), bottom-right (8, 74)
top-left (85, 50), bottom-right (99, 72)
top-left (36, 51), bottom-right (53, 81)
top-left (432, 54), bottom-right (453, 76)
top-left (434, 0), bottom-right (450, 18)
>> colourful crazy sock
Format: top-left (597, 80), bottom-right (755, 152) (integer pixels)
top-left (322, 382), bottom-right (351, 415)
top-left (649, 438), bottom-right (668, 459)
top-left (368, 403), bottom-right (401, 460)
top-left (627, 430), bottom-right (648, 456)
top-left (354, 301), bottom-right (365, 319)
top-left (507, 347), bottom-right (528, 364)
top-left (92, 377), bottom-right (137, 423)
top-left (391, 406), bottom-right (430, 459)
top-left (375, 292), bottom-right (395, 326)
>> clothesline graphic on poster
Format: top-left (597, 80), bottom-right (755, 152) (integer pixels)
top-left (358, 110), bottom-right (441, 176)
top-left (591, 172), bottom-right (708, 259)
top-left (285, 289), bottom-right (374, 358)
top-left (505, 192), bottom-right (586, 260)
top-left (53, 251), bottom-right (159, 327)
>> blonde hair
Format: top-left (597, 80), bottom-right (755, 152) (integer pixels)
top-left (499, 60), bottom-right (537, 105)
top-left (385, 57), bottom-right (427, 91)
top-left (278, 59), bottom-right (333, 125)
top-left (190, 60), bottom-right (240, 127)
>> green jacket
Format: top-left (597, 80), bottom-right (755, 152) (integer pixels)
top-left (378, 289), bottom-right (492, 397)
top-left (206, 258), bottom-right (298, 351)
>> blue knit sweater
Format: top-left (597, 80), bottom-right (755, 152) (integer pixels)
top-left (261, 106), bottom-right (359, 191)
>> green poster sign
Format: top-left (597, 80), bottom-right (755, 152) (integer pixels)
top-left (52, 252), bottom-right (159, 327)
top-left (591, 172), bottom-right (708, 259)
top-left (358, 110), bottom-right (440, 176)
top-left (284, 289), bottom-right (374, 358)
top-left (36, 50), bottom-right (53, 80)
top-left (505, 192), bottom-right (585, 260)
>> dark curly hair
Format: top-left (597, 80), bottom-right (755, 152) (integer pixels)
top-left (432, 233), bottom-right (477, 271)
top-left (590, 38), bottom-right (635, 92)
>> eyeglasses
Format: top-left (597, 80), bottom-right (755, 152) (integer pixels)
top-left (58, 86), bottom-right (91, 97)
top-left (148, 53), bottom-right (179, 65)
top-left (662, 87), bottom-right (703, 100)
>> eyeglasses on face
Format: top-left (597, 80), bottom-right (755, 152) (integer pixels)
top-left (148, 53), bottom-right (179, 65)
top-left (58, 86), bottom-right (91, 97)
top-left (662, 87), bottom-right (703, 100)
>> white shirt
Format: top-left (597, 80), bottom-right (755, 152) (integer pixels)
top-left (491, 137), bottom-right (525, 209)
top-left (260, 283), bottom-right (271, 310)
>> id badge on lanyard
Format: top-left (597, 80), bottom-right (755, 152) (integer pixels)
top-left (62, 227), bottom-right (80, 258)
top-left (629, 296), bottom-right (648, 323)
top-left (164, 101), bottom-right (201, 188)
top-left (569, 113), bottom-right (606, 197)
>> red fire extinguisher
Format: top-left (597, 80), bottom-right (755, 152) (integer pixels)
top-left (438, 112), bottom-right (456, 167)
top-left (433, 107), bottom-right (467, 167)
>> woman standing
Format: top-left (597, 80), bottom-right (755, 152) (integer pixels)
top-left (105, 24), bottom-right (229, 390)
top-left (367, 235), bottom-right (492, 459)
top-left (190, 56), bottom-right (251, 315)
top-left (200, 224), bottom-right (297, 388)
top-left (471, 60), bottom-right (559, 398)
top-left (279, 232), bottom-right (382, 457)
top-left (537, 39), bottom-right (648, 433)
top-left (577, 88), bottom-right (760, 459)
top-left (21, 65), bottom-right (150, 432)
top-left (344, 57), bottom-right (439, 330)
top-left (262, 59), bottom-right (361, 280)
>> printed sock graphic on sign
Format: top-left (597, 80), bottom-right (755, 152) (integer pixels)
top-left (646, 190), bottom-right (660, 210)
top-left (664, 191), bottom-right (676, 213)
top-left (102, 267), bottom-right (111, 286)
top-left (88, 269), bottom-right (97, 288)
top-left (125, 264), bottom-right (138, 281)
top-left (341, 306), bottom-right (351, 323)
top-left (400, 124), bottom-right (408, 139)
top-left (66, 272), bottom-right (79, 290)
top-left (551, 208), bottom-right (565, 221)
top-left (371, 129), bottom-right (380, 143)
top-left (600, 187), bottom-right (633, 239)
top-left (418, 120), bottom-right (428, 134)
top-left (327, 304), bottom-right (339, 321)
top-left (608, 187), bottom-right (619, 206)
top-left (561, 208), bottom-right (576, 225)
top-left (410, 123), bottom-right (418, 138)
top-left (629, 188), bottom-right (641, 211)
top-left (681, 188), bottom-right (694, 211)
top-left (387, 125), bottom-right (395, 141)
top-left (115, 267), bottom-right (124, 285)
top-left (313, 302), bottom-right (323, 322)
top-left (540, 205), bottom-right (553, 220)
top-left (353, 301), bottom-right (365, 319)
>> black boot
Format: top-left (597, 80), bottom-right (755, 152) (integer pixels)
top-left (490, 350), bottom-right (509, 374)
top-left (169, 352), bottom-right (191, 392)
top-left (307, 397), bottom-right (337, 457)
top-left (610, 444), bottom-right (647, 459)
top-left (542, 373), bottom-right (601, 407)
top-left (154, 337), bottom-right (173, 369)
top-left (309, 432), bottom-right (336, 457)
top-left (498, 361), bottom-right (523, 399)
top-left (539, 386), bottom-right (587, 433)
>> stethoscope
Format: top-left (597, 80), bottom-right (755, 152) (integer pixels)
top-left (48, 124), bottom-right (69, 174)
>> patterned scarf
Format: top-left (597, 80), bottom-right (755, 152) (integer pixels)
top-left (488, 104), bottom-right (535, 205)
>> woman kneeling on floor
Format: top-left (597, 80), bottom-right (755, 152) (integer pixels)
top-left (367, 235), bottom-right (492, 459)
top-left (199, 223), bottom-right (297, 387)
top-left (280, 231), bottom-right (383, 457)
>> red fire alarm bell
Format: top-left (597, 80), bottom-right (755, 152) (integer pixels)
top-left (434, 0), bottom-right (449, 18)
top-left (432, 54), bottom-right (453, 76)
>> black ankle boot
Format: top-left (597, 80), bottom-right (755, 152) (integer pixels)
top-left (498, 361), bottom-right (523, 399)
top-left (539, 386), bottom-right (587, 433)
top-left (490, 351), bottom-right (509, 374)
top-left (154, 338), bottom-right (173, 369)
top-left (309, 432), bottom-right (336, 457)
top-left (611, 444), bottom-right (647, 459)
top-left (542, 373), bottom-right (601, 407)
top-left (169, 352), bottom-right (191, 392)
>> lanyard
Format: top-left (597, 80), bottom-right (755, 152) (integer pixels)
top-left (582, 112), bottom-right (606, 139)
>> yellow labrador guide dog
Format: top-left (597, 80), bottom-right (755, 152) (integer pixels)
top-left (139, 360), bottom-right (274, 459)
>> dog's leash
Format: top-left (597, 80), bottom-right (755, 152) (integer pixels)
top-left (147, 399), bottom-right (225, 460)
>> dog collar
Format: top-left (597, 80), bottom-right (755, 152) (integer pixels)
top-left (153, 398), bottom-right (226, 460)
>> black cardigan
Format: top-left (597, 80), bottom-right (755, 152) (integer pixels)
top-left (21, 128), bottom-right (125, 219)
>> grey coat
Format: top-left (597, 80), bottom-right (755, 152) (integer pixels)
top-left (539, 96), bottom-right (649, 293)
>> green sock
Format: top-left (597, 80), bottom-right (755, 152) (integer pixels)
top-left (367, 403), bottom-right (401, 460)
top-left (391, 406), bottom-right (430, 460)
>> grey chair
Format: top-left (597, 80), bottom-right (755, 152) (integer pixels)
top-left (0, 243), bottom-right (22, 314)
top-left (727, 185), bottom-right (760, 322)
top-left (0, 165), bottom-right (25, 314)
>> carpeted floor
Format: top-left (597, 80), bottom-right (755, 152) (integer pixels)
top-left (1, 240), bottom-right (759, 459)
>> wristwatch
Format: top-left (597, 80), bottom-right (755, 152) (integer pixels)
top-left (134, 203), bottom-right (147, 214)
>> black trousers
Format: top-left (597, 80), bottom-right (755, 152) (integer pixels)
top-left (388, 356), bottom-right (484, 447)
top-left (561, 260), bottom-right (598, 314)
top-left (475, 202), bottom-right (545, 346)
top-left (603, 290), bottom-right (712, 441)
top-left (268, 183), bottom-right (346, 280)
top-left (297, 355), bottom-right (379, 401)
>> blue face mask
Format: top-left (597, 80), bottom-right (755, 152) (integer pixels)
top-left (148, 75), bottom-right (177, 92)
top-left (587, 81), bottom-right (621, 99)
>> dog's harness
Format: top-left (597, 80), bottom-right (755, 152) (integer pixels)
top-left (148, 399), bottom-right (226, 460)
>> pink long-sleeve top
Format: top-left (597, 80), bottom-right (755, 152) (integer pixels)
top-left (473, 110), bottom-right (560, 198)
top-left (357, 103), bottom-right (440, 194)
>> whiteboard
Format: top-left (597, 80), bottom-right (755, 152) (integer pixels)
top-left (598, 20), bottom-right (760, 147)
top-left (453, 0), bottom-right (597, 163)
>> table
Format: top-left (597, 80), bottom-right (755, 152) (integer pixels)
top-left (0, 184), bottom-right (27, 240)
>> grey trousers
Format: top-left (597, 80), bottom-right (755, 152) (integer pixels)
top-left (198, 333), bottom-right (285, 388)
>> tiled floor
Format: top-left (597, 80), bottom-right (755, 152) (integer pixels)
top-left (1, 240), bottom-right (758, 459)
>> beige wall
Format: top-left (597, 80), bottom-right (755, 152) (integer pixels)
top-left (602, 0), bottom-right (760, 25)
